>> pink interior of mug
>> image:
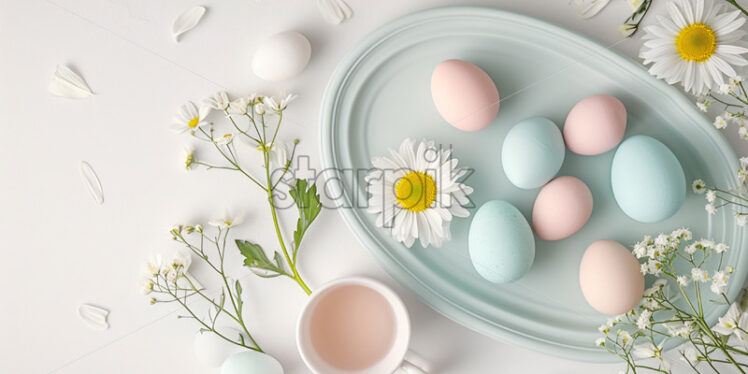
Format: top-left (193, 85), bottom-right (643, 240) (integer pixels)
top-left (297, 278), bottom-right (411, 374)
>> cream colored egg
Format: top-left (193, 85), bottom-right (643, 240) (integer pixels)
top-left (252, 31), bottom-right (311, 81)
top-left (579, 240), bottom-right (644, 315)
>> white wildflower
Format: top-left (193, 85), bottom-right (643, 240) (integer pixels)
top-left (706, 190), bottom-right (716, 203)
top-left (737, 214), bottom-right (748, 227)
top-left (692, 268), bottom-right (709, 282)
top-left (715, 243), bottom-right (728, 253)
top-left (637, 309), bottom-right (652, 330)
top-left (696, 100), bottom-right (709, 112)
top-left (208, 209), bottom-right (245, 228)
top-left (713, 303), bottom-right (741, 335)
top-left (714, 116), bottom-right (727, 129)
top-left (677, 275), bottom-right (690, 287)
top-left (706, 203), bottom-right (717, 215)
top-left (692, 179), bottom-right (706, 194)
top-left (204, 91), bottom-right (231, 110)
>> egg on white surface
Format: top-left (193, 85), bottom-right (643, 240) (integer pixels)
top-left (221, 351), bottom-right (284, 374)
top-left (468, 200), bottom-right (535, 284)
top-left (193, 328), bottom-right (245, 368)
top-left (579, 239), bottom-right (644, 315)
top-left (563, 94), bottom-right (627, 156)
top-left (251, 31), bottom-right (312, 81)
top-left (430, 59), bottom-right (499, 132)
top-left (501, 117), bottom-right (565, 189)
top-left (611, 135), bottom-right (685, 223)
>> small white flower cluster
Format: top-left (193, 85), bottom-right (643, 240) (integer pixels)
top-left (633, 229), bottom-right (691, 276)
top-left (693, 171), bottom-right (748, 227)
top-left (140, 248), bottom-right (193, 303)
top-left (698, 76), bottom-right (748, 139)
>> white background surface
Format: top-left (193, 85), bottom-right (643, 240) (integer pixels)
top-left (3, 0), bottom-right (748, 373)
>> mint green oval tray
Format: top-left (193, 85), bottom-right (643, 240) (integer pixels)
top-left (319, 6), bottom-right (746, 361)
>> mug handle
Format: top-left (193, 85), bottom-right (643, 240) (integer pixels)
top-left (396, 350), bottom-right (428, 374)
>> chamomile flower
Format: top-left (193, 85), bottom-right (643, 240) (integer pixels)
top-left (208, 209), bottom-right (245, 228)
top-left (692, 267), bottom-right (709, 282)
top-left (214, 133), bottom-right (234, 145)
top-left (141, 254), bottom-right (163, 277)
top-left (365, 138), bottom-right (474, 248)
top-left (204, 91), bottom-right (231, 111)
top-left (264, 93), bottom-right (297, 113)
top-left (706, 189), bottom-right (716, 203)
top-left (705, 203), bottom-right (717, 215)
top-left (714, 115), bottom-right (728, 129)
top-left (633, 341), bottom-right (670, 370)
top-left (171, 101), bottom-right (211, 133)
top-left (227, 98), bottom-right (250, 115)
top-left (677, 274), bottom-right (690, 286)
top-left (692, 179), bottom-right (707, 193)
top-left (637, 309), bottom-right (653, 330)
top-left (713, 303), bottom-right (741, 335)
top-left (639, 0), bottom-right (748, 95)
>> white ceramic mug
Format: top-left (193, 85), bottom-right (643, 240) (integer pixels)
top-left (296, 277), bottom-right (428, 374)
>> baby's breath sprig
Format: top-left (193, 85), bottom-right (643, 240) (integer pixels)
top-left (692, 157), bottom-right (748, 227)
top-left (174, 91), bottom-right (321, 295)
top-left (598, 228), bottom-right (748, 373)
top-left (142, 223), bottom-right (263, 352)
top-left (620, 0), bottom-right (653, 37)
top-left (698, 76), bottom-right (748, 140)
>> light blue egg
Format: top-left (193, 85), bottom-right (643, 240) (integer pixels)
top-left (468, 200), bottom-right (535, 283)
top-left (220, 351), bottom-right (284, 374)
top-left (611, 135), bottom-right (686, 223)
top-left (501, 117), bottom-right (565, 189)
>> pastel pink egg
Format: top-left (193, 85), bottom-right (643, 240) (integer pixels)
top-left (532, 176), bottom-right (593, 241)
top-left (564, 94), bottom-right (626, 155)
top-left (431, 59), bottom-right (499, 132)
top-left (579, 240), bottom-right (644, 315)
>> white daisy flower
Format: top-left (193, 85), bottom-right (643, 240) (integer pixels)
top-left (713, 303), bottom-right (741, 335)
top-left (639, 0), bottom-right (748, 95)
top-left (141, 254), bottom-right (163, 277)
top-left (696, 99), bottom-right (710, 112)
top-left (264, 93), bottom-right (297, 113)
top-left (692, 179), bottom-right (707, 193)
top-left (740, 126), bottom-right (748, 139)
top-left (711, 270), bottom-right (728, 294)
top-left (706, 189), bottom-right (716, 203)
top-left (677, 274), bottom-right (690, 286)
top-left (171, 101), bottom-right (210, 133)
top-left (208, 209), bottom-right (245, 228)
top-left (204, 91), bottom-right (231, 111)
top-left (714, 115), bottom-right (728, 129)
top-left (637, 309), bottom-right (653, 330)
top-left (692, 267), bottom-right (709, 282)
top-left (705, 203), bottom-right (717, 215)
top-left (227, 98), bottom-right (250, 115)
top-left (214, 133), bottom-right (234, 145)
top-left (681, 346), bottom-right (701, 366)
top-left (365, 138), bottom-right (474, 248)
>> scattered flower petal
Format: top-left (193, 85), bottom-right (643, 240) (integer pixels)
top-left (79, 161), bottom-right (104, 205)
top-left (48, 64), bottom-right (94, 99)
top-left (172, 6), bottom-right (206, 42)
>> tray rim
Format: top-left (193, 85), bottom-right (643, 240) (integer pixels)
top-left (318, 5), bottom-right (745, 362)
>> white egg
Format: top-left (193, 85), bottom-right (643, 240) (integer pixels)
top-left (251, 31), bottom-right (312, 81)
top-left (193, 328), bottom-right (245, 368)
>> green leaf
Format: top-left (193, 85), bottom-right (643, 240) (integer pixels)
top-left (289, 179), bottom-right (322, 261)
top-left (234, 280), bottom-right (244, 314)
top-left (236, 239), bottom-right (287, 276)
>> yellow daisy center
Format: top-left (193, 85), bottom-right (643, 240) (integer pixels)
top-left (395, 171), bottom-right (437, 212)
top-left (675, 23), bottom-right (716, 63)
top-left (188, 116), bottom-right (200, 128)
